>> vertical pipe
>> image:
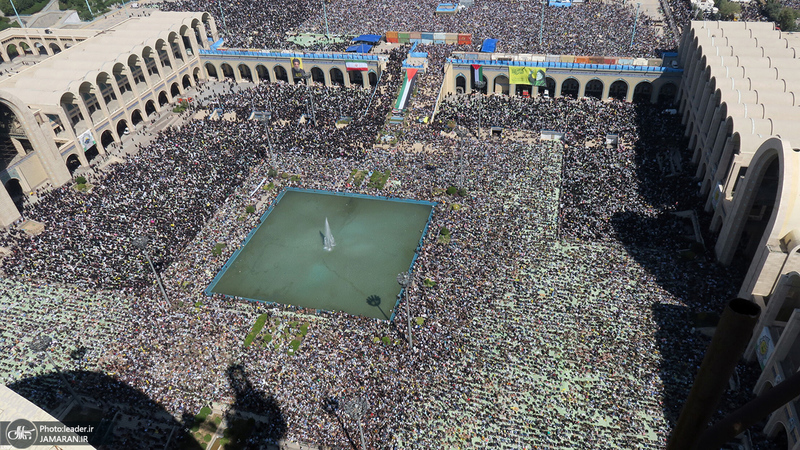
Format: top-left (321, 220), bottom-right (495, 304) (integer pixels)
top-left (358, 418), bottom-right (366, 450)
top-left (666, 298), bottom-right (761, 450)
top-left (406, 288), bottom-right (413, 350)
top-left (218, 0), bottom-right (227, 35)
top-left (8, 0), bottom-right (24, 28)
top-left (539, 0), bottom-right (545, 49)
top-left (697, 368), bottom-right (800, 449)
top-left (84, 0), bottom-right (94, 18)
top-left (322, 0), bottom-right (329, 37)
top-left (143, 249), bottom-right (170, 305)
top-left (630, 2), bottom-right (641, 49)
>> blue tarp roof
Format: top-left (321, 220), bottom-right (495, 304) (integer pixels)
top-left (353, 34), bottom-right (381, 44)
top-left (481, 39), bottom-right (498, 53)
top-left (346, 44), bottom-right (373, 53)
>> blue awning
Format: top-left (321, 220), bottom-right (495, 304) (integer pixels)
top-left (346, 44), bottom-right (373, 53)
top-left (353, 34), bottom-right (382, 44)
top-left (481, 39), bottom-right (498, 53)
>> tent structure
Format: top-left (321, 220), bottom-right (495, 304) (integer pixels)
top-left (346, 44), bottom-right (373, 53)
top-left (352, 34), bottom-right (382, 44)
top-left (480, 38), bottom-right (498, 52)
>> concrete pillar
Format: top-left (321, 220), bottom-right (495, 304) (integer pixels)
top-left (197, 25), bottom-right (209, 49)
top-left (0, 185), bottom-right (21, 227)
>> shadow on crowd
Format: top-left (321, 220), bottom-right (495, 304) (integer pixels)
top-left (6, 364), bottom-right (287, 450)
top-left (604, 106), bottom-right (766, 445)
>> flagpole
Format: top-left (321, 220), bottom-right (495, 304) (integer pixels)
top-left (539, 0), bottom-right (545, 49)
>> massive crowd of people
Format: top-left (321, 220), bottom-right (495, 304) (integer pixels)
top-left (0, 0), bottom-right (787, 446)
top-left (0, 57), bottom-right (780, 448)
top-left (157, 0), bottom-right (672, 57)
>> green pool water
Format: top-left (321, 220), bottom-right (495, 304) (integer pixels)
top-left (208, 189), bottom-right (434, 319)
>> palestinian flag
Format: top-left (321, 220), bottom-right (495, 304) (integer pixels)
top-left (471, 64), bottom-right (483, 84)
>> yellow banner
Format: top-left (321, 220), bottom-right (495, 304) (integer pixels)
top-left (508, 67), bottom-right (547, 86)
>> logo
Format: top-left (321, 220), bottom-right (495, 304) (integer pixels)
top-left (6, 419), bottom-right (37, 448)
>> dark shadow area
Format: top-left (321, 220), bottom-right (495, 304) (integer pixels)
top-left (69, 346), bottom-right (87, 361)
top-left (7, 365), bottom-right (289, 450)
top-left (320, 395), bottom-right (358, 450)
top-left (366, 294), bottom-right (408, 343)
top-left (653, 304), bottom-right (779, 448)
top-left (222, 364), bottom-right (287, 449)
top-left (366, 294), bottom-right (389, 321)
top-left (652, 302), bottom-right (711, 430)
top-left (6, 370), bottom-right (203, 450)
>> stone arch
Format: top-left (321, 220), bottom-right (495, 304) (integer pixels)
top-left (170, 82), bottom-right (181, 98)
top-left (179, 24), bottom-right (196, 56)
top-left (473, 74), bottom-right (487, 94)
top-left (368, 71), bottom-right (377, 87)
top-left (190, 18), bottom-right (204, 49)
top-left (158, 91), bottom-right (169, 107)
top-left (633, 81), bottom-right (653, 103)
top-left (200, 12), bottom-right (216, 39)
top-left (584, 79), bottom-right (603, 99)
top-left (716, 138), bottom-right (792, 266)
top-left (205, 62), bottom-right (218, 79)
top-left (275, 65), bottom-right (289, 83)
top-left (78, 80), bottom-right (102, 124)
top-left (112, 62), bottom-right (134, 102)
top-left (238, 64), bottom-right (252, 82)
top-left (659, 82), bottom-right (678, 106)
top-left (311, 67), bottom-right (325, 85)
top-left (49, 43), bottom-right (61, 54)
top-left (455, 74), bottom-right (466, 94)
top-left (6, 44), bottom-right (18, 60)
top-left (154, 38), bottom-right (172, 71)
top-left (329, 67), bottom-right (344, 86)
top-left (4, 178), bottom-right (24, 213)
top-left (182, 74), bottom-right (192, 89)
top-left (85, 143), bottom-right (99, 163)
top-left (609, 80), bottom-right (628, 101)
top-left (66, 154), bottom-right (82, 174)
top-left (348, 69), bottom-right (364, 87)
top-left (116, 119), bottom-right (129, 137)
top-left (131, 109), bottom-right (143, 125)
top-left (220, 63), bottom-right (234, 80)
top-left (493, 74), bottom-right (509, 95)
top-left (540, 76), bottom-right (555, 97)
top-left (561, 78), bottom-right (579, 98)
top-left (256, 64), bottom-right (269, 83)
top-left (167, 31), bottom-right (184, 62)
top-left (193, 66), bottom-right (201, 83)
top-left (96, 71), bottom-right (119, 112)
top-left (142, 46), bottom-right (161, 81)
top-left (59, 91), bottom-right (84, 129)
top-left (18, 41), bottom-right (31, 55)
top-left (127, 54), bottom-right (148, 90)
top-left (34, 42), bottom-right (47, 55)
top-left (765, 418), bottom-right (790, 449)
top-left (145, 99), bottom-right (157, 116)
top-left (100, 129), bottom-right (115, 147)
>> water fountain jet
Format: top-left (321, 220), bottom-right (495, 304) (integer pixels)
top-left (323, 217), bottom-right (335, 251)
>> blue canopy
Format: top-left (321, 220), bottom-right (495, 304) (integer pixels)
top-left (353, 34), bottom-right (382, 44)
top-left (346, 44), bottom-right (373, 53)
top-left (481, 38), bottom-right (498, 53)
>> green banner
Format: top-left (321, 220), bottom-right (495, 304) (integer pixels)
top-left (508, 67), bottom-right (547, 86)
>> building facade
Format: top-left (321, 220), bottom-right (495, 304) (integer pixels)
top-left (678, 20), bottom-right (800, 448)
top-left (0, 11), bottom-right (219, 228)
top-left (442, 52), bottom-right (682, 103)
